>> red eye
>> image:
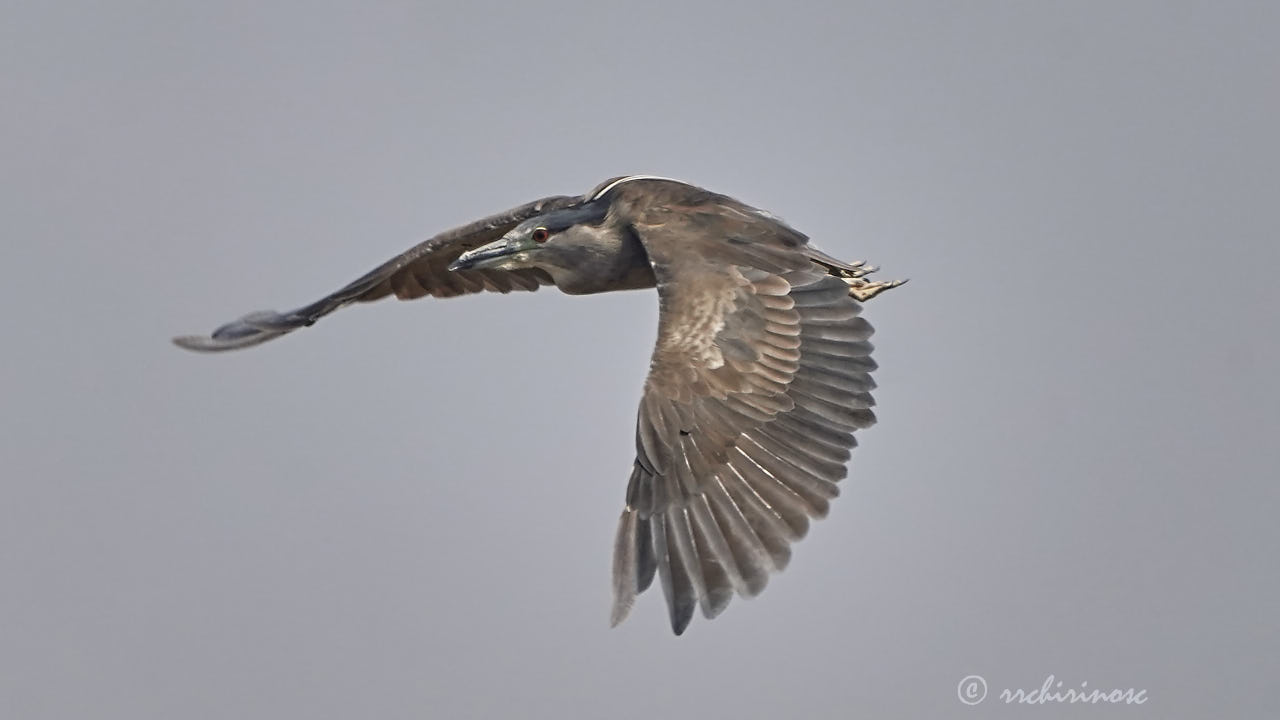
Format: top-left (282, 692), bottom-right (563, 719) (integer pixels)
top-left (531, 227), bottom-right (549, 243)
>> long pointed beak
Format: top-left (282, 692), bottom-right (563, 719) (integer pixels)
top-left (448, 236), bottom-right (531, 271)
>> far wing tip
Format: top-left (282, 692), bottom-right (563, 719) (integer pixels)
top-left (170, 326), bottom-right (281, 353)
top-left (171, 334), bottom-right (220, 353)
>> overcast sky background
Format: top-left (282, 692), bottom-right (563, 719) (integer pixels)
top-left (3, 2), bottom-right (1277, 718)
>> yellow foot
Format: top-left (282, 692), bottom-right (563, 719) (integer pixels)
top-left (846, 277), bottom-right (907, 301)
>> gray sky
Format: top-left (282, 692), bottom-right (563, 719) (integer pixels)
top-left (2, 2), bottom-right (1277, 718)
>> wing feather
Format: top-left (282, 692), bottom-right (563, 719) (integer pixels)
top-left (608, 181), bottom-right (881, 634)
top-left (173, 194), bottom-right (581, 352)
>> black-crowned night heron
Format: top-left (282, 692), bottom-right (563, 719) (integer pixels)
top-left (175, 175), bottom-right (903, 635)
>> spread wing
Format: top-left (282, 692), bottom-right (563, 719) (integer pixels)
top-left (173, 194), bottom-right (582, 352)
top-left (611, 202), bottom-right (877, 634)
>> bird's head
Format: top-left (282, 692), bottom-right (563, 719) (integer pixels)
top-left (448, 199), bottom-right (627, 292)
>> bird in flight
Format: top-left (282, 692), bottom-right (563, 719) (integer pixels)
top-left (175, 175), bottom-right (903, 634)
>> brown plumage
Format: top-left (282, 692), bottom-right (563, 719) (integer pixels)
top-left (175, 175), bottom-right (903, 634)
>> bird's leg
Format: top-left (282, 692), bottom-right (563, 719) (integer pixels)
top-left (830, 259), bottom-right (907, 301)
top-left (846, 277), bottom-right (907, 301)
